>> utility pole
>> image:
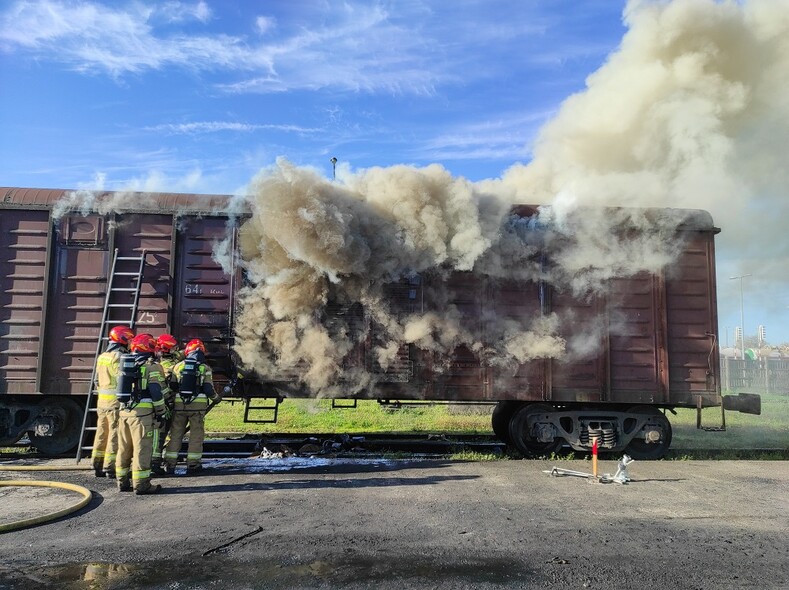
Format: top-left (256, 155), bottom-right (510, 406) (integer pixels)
top-left (730, 274), bottom-right (751, 360)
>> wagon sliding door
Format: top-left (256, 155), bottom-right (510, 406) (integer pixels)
top-left (173, 216), bottom-right (236, 381)
top-left (41, 214), bottom-right (109, 394)
top-left (114, 214), bottom-right (174, 338)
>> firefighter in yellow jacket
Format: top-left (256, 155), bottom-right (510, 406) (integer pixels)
top-left (163, 338), bottom-right (222, 475)
top-left (151, 333), bottom-right (183, 475)
top-left (91, 325), bottom-right (134, 479)
top-left (116, 333), bottom-right (168, 495)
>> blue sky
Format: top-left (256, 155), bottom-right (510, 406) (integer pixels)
top-left (1, 0), bottom-right (787, 345)
top-left (0, 0), bottom-right (623, 190)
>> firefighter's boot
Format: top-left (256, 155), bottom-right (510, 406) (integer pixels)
top-left (117, 476), bottom-right (132, 492)
top-left (134, 482), bottom-right (162, 495)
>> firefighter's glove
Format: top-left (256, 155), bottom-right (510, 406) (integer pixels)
top-left (163, 407), bottom-right (172, 421)
top-left (155, 412), bottom-right (166, 427)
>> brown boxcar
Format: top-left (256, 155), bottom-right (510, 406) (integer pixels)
top-left (0, 187), bottom-right (759, 458)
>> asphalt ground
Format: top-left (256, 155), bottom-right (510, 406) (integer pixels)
top-left (1, 457), bottom-right (788, 589)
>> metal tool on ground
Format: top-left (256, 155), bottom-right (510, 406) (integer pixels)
top-left (544, 454), bottom-right (635, 484)
top-left (544, 466), bottom-right (598, 479)
top-left (600, 454), bottom-right (634, 484)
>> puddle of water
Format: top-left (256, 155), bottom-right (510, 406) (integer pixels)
top-left (206, 456), bottom-right (427, 473)
top-left (1, 555), bottom-right (536, 589)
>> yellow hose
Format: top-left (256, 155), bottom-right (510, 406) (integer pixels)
top-left (0, 464), bottom-right (92, 471)
top-left (0, 480), bottom-right (93, 533)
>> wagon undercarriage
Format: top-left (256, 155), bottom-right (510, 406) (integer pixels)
top-left (492, 401), bottom-right (674, 460)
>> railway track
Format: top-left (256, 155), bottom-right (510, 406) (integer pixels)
top-left (203, 432), bottom-right (508, 457)
top-left (2, 433), bottom-right (786, 461)
top-left (0, 433), bottom-right (507, 460)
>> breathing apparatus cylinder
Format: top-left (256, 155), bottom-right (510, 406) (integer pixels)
top-left (179, 358), bottom-right (201, 403)
top-left (117, 353), bottom-right (141, 406)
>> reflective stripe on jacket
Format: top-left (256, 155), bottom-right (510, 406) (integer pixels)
top-left (96, 348), bottom-right (123, 397)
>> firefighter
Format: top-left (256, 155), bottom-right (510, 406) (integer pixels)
top-left (91, 325), bottom-right (134, 479)
top-left (151, 333), bottom-right (182, 475)
top-left (162, 338), bottom-right (222, 475)
top-left (116, 333), bottom-right (168, 495)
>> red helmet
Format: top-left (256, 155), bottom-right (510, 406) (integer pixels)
top-left (109, 325), bottom-right (134, 346)
top-left (130, 333), bottom-right (157, 354)
top-left (156, 333), bottom-right (178, 354)
top-left (184, 338), bottom-right (206, 356)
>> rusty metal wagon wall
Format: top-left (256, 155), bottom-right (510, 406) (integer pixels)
top-left (0, 187), bottom-right (242, 451)
top-left (0, 187), bottom-right (759, 458)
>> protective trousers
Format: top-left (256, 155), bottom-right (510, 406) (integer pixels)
top-left (116, 407), bottom-right (159, 492)
top-left (152, 417), bottom-right (171, 470)
top-left (164, 406), bottom-right (206, 468)
top-left (91, 399), bottom-right (119, 473)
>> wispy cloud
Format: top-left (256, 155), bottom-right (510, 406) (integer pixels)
top-left (0, 1), bottom-right (586, 93)
top-left (145, 121), bottom-right (321, 135)
top-left (0, 0), bottom-right (265, 76)
top-left (417, 110), bottom-right (554, 162)
top-left (154, 0), bottom-right (211, 24)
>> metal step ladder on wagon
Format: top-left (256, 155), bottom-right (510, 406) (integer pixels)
top-left (76, 249), bottom-right (147, 463)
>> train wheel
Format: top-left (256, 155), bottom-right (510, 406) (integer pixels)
top-left (508, 403), bottom-right (563, 457)
top-left (29, 397), bottom-right (83, 456)
top-left (624, 407), bottom-right (672, 460)
top-left (491, 401), bottom-right (519, 444)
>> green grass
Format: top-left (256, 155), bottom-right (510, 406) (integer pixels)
top-left (206, 399), bottom-right (493, 435)
top-left (207, 393), bottom-right (788, 453)
top-left (670, 393), bottom-right (789, 450)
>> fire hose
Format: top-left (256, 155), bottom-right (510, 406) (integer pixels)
top-left (0, 479), bottom-right (92, 533)
top-left (0, 464), bottom-right (91, 471)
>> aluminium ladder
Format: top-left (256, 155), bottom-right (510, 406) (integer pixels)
top-left (75, 249), bottom-right (147, 462)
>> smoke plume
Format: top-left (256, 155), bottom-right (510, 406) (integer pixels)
top-left (233, 0), bottom-right (789, 393)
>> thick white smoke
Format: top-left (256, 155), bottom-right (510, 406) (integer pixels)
top-left (487, 0), bottom-right (789, 313)
top-left (233, 0), bottom-right (789, 392)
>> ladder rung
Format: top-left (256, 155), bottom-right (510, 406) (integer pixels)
top-left (116, 256), bottom-right (145, 261)
top-left (113, 272), bottom-right (142, 277)
top-left (111, 288), bottom-right (139, 292)
top-left (107, 304), bottom-right (135, 308)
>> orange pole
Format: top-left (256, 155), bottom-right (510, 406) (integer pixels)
top-left (592, 438), bottom-right (598, 478)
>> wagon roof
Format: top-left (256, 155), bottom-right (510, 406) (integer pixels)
top-left (0, 186), bottom-right (246, 215)
top-left (1, 186), bottom-right (716, 231)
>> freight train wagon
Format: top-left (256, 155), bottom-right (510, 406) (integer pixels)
top-left (0, 187), bottom-right (760, 459)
